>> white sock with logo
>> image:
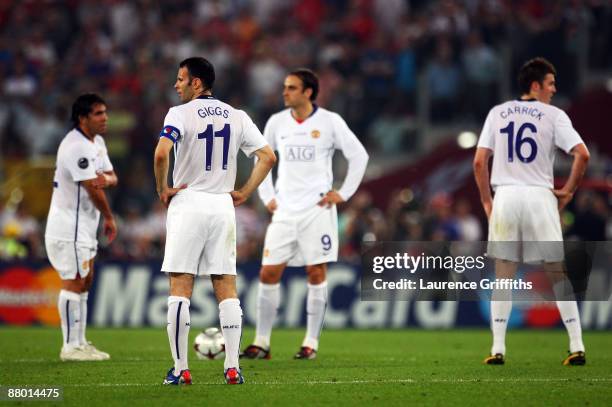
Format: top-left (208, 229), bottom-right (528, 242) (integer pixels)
top-left (58, 290), bottom-right (82, 350)
top-left (490, 289), bottom-right (512, 355)
top-left (219, 298), bottom-right (242, 370)
top-left (79, 292), bottom-right (89, 346)
top-left (553, 280), bottom-right (585, 353)
top-left (167, 296), bottom-right (190, 375)
top-left (556, 300), bottom-right (585, 353)
top-left (302, 281), bottom-right (328, 350)
top-left (254, 282), bottom-right (280, 349)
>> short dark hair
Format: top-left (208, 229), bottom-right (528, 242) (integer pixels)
top-left (289, 68), bottom-right (319, 101)
top-left (179, 57), bottom-right (215, 91)
top-left (518, 57), bottom-right (557, 94)
top-left (71, 93), bottom-right (106, 126)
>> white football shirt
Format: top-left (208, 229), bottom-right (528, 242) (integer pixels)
top-left (160, 96), bottom-right (267, 193)
top-left (477, 99), bottom-right (584, 189)
top-left (45, 128), bottom-right (113, 245)
top-left (258, 106), bottom-right (369, 212)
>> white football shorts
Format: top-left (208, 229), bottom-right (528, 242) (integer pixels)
top-left (487, 185), bottom-right (564, 263)
top-left (45, 238), bottom-right (97, 280)
top-left (262, 204), bottom-right (338, 267)
top-left (162, 190), bottom-right (236, 276)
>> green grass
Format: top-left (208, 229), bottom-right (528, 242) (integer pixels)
top-left (0, 327), bottom-right (610, 406)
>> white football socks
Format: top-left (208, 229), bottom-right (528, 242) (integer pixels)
top-left (553, 280), bottom-right (585, 353)
top-left (58, 289), bottom-right (82, 350)
top-left (254, 282), bottom-right (280, 349)
top-left (167, 296), bottom-right (191, 375)
top-left (302, 281), bottom-right (328, 350)
top-left (79, 292), bottom-right (89, 346)
top-left (556, 300), bottom-right (585, 353)
top-left (490, 292), bottom-right (512, 355)
top-left (219, 298), bottom-right (243, 370)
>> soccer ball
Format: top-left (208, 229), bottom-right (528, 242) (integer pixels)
top-left (193, 327), bottom-right (225, 360)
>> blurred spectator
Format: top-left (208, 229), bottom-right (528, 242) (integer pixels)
top-left (120, 204), bottom-right (154, 260)
top-left (461, 29), bottom-right (500, 121)
top-left (430, 0), bottom-right (470, 37)
top-left (360, 33), bottom-right (396, 114)
top-left (373, 0), bottom-right (408, 34)
top-left (235, 201), bottom-right (266, 261)
top-left (109, 0), bottom-right (141, 47)
top-left (316, 63), bottom-right (343, 109)
top-left (339, 191), bottom-right (388, 262)
top-left (0, 224), bottom-right (28, 260)
top-left (455, 198), bottom-right (482, 241)
top-left (395, 32), bottom-right (418, 105)
top-left (566, 192), bottom-right (608, 240)
top-left (12, 101), bottom-right (64, 158)
top-left (294, 0), bottom-right (325, 33)
top-left (426, 38), bottom-right (461, 123)
top-left (343, 0), bottom-right (376, 43)
top-left (3, 55), bottom-right (37, 98)
top-left (368, 102), bottom-right (417, 153)
top-left (144, 200), bottom-right (167, 248)
top-left (423, 192), bottom-right (460, 241)
top-left (247, 43), bottom-right (284, 107)
top-left (23, 28), bottom-right (56, 68)
top-left (0, 201), bottom-right (42, 258)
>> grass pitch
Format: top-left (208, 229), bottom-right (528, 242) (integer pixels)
top-left (0, 327), bottom-right (610, 406)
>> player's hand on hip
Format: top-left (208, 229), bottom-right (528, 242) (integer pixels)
top-left (103, 216), bottom-right (117, 243)
top-left (553, 189), bottom-right (573, 211)
top-left (230, 190), bottom-right (248, 207)
top-left (318, 190), bottom-right (344, 208)
top-left (266, 199), bottom-right (277, 213)
top-left (159, 184), bottom-right (187, 208)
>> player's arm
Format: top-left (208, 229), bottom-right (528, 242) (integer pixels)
top-left (473, 147), bottom-right (493, 219)
top-left (103, 170), bottom-right (118, 186)
top-left (153, 137), bottom-right (185, 208)
top-left (93, 137), bottom-right (118, 188)
top-left (256, 156), bottom-right (278, 212)
top-left (81, 179), bottom-right (117, 243)
top-left (231, 145), bottom-right (276, 207)
top-left (553, 143), bottom-right (590, 210)
top-left (321, 114), bottom-right (369, 207)
top-left (256, 117), bottom-right (278, 212)
top-left (92, 170), bottom-right (118, 189)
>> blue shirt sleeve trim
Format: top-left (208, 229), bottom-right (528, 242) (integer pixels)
top-left (160, 125), bottom-right (181, 143)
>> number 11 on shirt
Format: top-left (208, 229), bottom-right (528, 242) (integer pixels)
top-left (198, 123), bottom-right (231, 171)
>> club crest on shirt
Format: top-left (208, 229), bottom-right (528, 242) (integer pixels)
top-left (78, 157), bottom-right (89, 169)
top-left (263, 249), bottom-right (270, 257)
top-left (311, 129), bottom-right (320, 139)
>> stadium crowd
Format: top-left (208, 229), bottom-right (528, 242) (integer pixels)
top-left (0, 0), bottom-right (610, 261)
top-left (1, 185), bottom-right (610, 262)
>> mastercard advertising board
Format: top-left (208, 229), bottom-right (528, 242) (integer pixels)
top-left (0, 263), bottom-right (62, 326)
top-left (0, 261), bottom-right (609, 329)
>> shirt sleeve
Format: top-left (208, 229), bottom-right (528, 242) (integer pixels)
top-left (256, 115), bottom-right (277, 206)
top-left (97, 136), bottom-right (114, 172)
top-left (66, 142), bottom-right (97, 182)
top-left (331, 113), bottom-right (369, 201)
top-left (554, 110), bottom-right (584, 154)
top-left (159, 108), bottom-right (184, 144)
top-left (477, 109), bottom-right (495, 152)
top-left (239, 110), bottom-right (268, 157)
